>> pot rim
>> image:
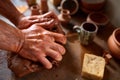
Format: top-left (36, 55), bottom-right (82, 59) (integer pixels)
top-left (81, 0), bottom-right (105, 4)
top-left (113, 28), bottom-right (120, 47)
top-left (30, 4), bottom-right (39, 10)
top-left (81, 21), bottom-right (98, 33)
top-left (87, 12), bottom-right (109, 26)
top-left (60, 0), bottom-right (79, 15)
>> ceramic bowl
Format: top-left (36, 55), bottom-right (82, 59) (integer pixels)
top-left (86, 12), bottom-right (109, 27)
top-left (108, 28), bottom-right (120, 59)
top-left (81, 0), bottom-right (106, 11)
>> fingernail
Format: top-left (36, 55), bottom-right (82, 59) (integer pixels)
top-left (46, 64), bottom-right (52, 69)
top-left (60, 35), bottom-right (67, 44)
top-left (59, 47), bottom-right (66, 55)
top-left (56, 55), bottom-right (62, 61)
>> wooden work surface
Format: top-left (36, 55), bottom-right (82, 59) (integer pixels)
top-left (0, 0), bottom-right (120, 80)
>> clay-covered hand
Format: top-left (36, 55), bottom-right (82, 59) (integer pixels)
top-left (18, 11), bottom-right (59, 29)
top-left (19, 24), bottom-right (66, 69)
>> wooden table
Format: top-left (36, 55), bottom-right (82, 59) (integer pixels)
top-left (0, 0), bottom-right (120, 80)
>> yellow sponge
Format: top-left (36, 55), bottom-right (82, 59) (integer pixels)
top-left (81, 53), bottom-right (105, 80)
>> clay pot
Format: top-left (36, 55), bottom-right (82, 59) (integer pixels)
top-left (30, 5), bottom-right (40, 15)
top-left (81, 6), bottom-right (103, 14)
top-left (58, 9), bottom-right (71, 24)
top-left (60, 0), bottom-right (79, 15)
top-left (81, 0), bottom-right (106, 13)
top-left (40, 0), bottom-right (49, 14)
top-left (86, 12), bottom-right (109, 28)
top-left (81, 0), bottom-right (106, 10)
top-left (108, 28), bottom-right (120, 59)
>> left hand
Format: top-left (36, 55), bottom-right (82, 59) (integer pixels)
top-left (18, 11), bottom-right (59, 29)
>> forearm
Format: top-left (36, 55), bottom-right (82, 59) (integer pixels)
top-left (0, 0), bottom-right (24, 26)
top-left (0, 20), bottom-right (24, 52)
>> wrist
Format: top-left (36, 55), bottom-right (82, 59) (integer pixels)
top-left (15, 30), bottom-right (25, 53)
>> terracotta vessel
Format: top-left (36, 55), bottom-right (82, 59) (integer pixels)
top-left (81, 6), bottom-right (103, 14)
top-left (60, 0), bottom-right (79, 15)
top-left (87, 12), bottom-right (109, 28)
top-left (81, 0), bottom-right (106, 13)
top-left (30, 4), bottom-right (40, 15)
top-left (108, 28), bottom-right (120, 59)
top-left (58, 9), bottom-right (71, 24)
top-left (81, 0), bottom-right (106, 10)
top-left (40, 0), bottom-right (49, 14)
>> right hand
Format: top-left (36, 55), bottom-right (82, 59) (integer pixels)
top-left (19, 24), bottom-right (66, 69)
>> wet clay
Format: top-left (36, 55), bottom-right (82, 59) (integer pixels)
top-left (7, 53), bottom-right (43, 77)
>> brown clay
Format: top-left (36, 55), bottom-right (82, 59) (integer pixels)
top-left (81, 0), bottom-right (106, 11)
top-left (103, 50), bottom-right (112, 64)
top-left (108, 28), bottom-right (120, 59)
top-left (60, 0), bottom-right (79, 15)
top-left (7, 53), bottom-right (43, 77)
top-left (40, 0), bottom-right (49, 14)
top-left (87, 12), bottom-right (109, 27)
top-left (30, 5), bottom-right (40, 15)
top-left (58, 9), bottom-right (71, 24)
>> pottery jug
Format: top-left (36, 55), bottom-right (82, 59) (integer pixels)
top-left (30, 4), bottom-right (40, 15)
top-left (86, 12), bottom-right (109, 29)
top-left (60, 0), bottom-right (79, 15)
top-left (40, 0), bottom-right (49, 14)
top-left (81, 0), bottom-right (106, 14)
top-left (108, 28), bottom-right (120, 59)
top-left (58, 9), bottom-right (71, 24)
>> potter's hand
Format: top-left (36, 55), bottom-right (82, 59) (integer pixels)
top-left (18, 11), bottom-right (59, 29)
top-left (19, 24), bottom-right (66, 69)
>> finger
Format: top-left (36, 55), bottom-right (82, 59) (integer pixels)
top-left (23, 18), bottom-right (39, 27)
top-left (31, 19), bottom-right (40, 23)
top-left (29, 15), bottom-right (39, 20)
top-left (28, 16), bottom-right (40, 23)
top-left (50, 43), bottom-right (66, 55)
top-left (42, 11), bottom-right (54, 18)
top-left (36, 19), bottom-right (55, 29)
top-left (49, 32), bottom-right (67, 44)
top-left (42, 11), bottom-right (58, 20)
top-left (47, 49), bottom-right (62, 61)
top-left (38, 56), bottom-right (52, 69)
top-left (39, 17), bottom-right (52, 22)
top-left (38, 34), bottom-right (55, 42)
